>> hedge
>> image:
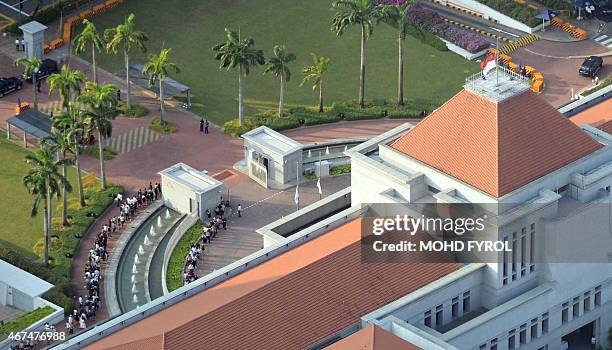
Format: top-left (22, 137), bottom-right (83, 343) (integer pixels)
top-left (0, 306), bottom-right (55, 340)
top-left (222, 99), bottom-right (440, 137)
top-left (476, 0), bottom-right (541, 27)
top-left (166, 221), bottom-right (204, 292)
top-left (581, 75), bottom-right (612, 97)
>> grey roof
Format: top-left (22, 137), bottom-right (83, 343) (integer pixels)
top-left (0, 259), bottom-right (53, 298)
top-left (129, 64), bottom-right (190, 98)
top-left (19, 21), bottom-right (48, 34)
top-left (242, 126), bottom-right (303, 156)
top-left (8, 109), bottom-right (52, 139)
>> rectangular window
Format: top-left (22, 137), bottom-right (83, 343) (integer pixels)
top-left (463, 291), bottom-right (471, 313)
top-left (595, 286), bottom-right (601, 306)
top-left (479, 345), bottom-right (486, 350)
top-left (521, 233), bottom-right (526, 276)
top-left (490, 338), bottom-right (497, 350)
top-left (424, 310), bottom-right (431, 327)
top-left (512, 232), bottom-right (517, 280)
top-left (508, 330), bottom-right (516, 350)
top-left (452, 297), bottom-right (459, 319)
top-left (584, 292), bottom-right (591, 312)
top-left (562, 303), bottom-right (569, 323)
top-left (530, 225), bottom-right (535, 272)
top-left (542, 313), bottom-right (549, 334)
top-left (435, 305), bottom-right (443, 327)
top-left (520, 324), bottom-right (527, 345)
top-left (573, 297), bottom-right (580, 317)
top-left (531, 321), bottom-right (538, 339)
top-left (503, 236), bottom-right (508, 284)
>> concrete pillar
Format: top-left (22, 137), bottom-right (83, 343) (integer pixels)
top-left (23, 131), bottom-right (27, 148)
top-left (6, 122), bottom-right (10, 140)
top-left (19, 21), bottom-right (47, 59)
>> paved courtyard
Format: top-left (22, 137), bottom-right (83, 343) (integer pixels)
top-left (0, 304), bottom-right (25, 324)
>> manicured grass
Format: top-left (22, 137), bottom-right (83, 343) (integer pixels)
top-left (330, 164), bottom-right (351, 176)
top-left (166, 221), bottom-right (204, 292)
top-left (78, 0), bottom-right (478, 126)
top-left (0, 306), bottom-right (55, 340)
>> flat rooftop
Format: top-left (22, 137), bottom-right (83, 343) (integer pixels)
top-left (158, 163), bottom-right (222, 193)
top-left (86, 219), bottom-right (458, 350)
top-left (463, 67), bottom-right (531, 103)
top-left (242, 125), bottom-right (303, 155)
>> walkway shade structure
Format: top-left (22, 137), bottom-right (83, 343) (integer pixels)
top-left (6, 109), bottom-right (52, 147)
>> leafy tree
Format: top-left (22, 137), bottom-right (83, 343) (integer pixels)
top-left (380, 0), bottom-right (415, 106)
top-left (73, 19), bottom-right (105, 84)
top-left (79, 82), bottom-right (119, 189)
top-left (23, 144), bottom-right (72, 266)
top-left (142, 48), bottom-right (180, 124)
top-left (263, 45), bottom-right (296, 118)
top-left (331, 0), bottom-right (384, 108)
top-left (213, 28), bottom-right (265, 125)
top-left (42, 130), bottom-right (73, 226)
top-left (52, 103), bottom-right (87, 207)
top-left (300, 53), bottom-right (331, 113)
top-left (14, 57), bottom-right (42, 109)
top-left (105, 13), bottom-right (148, 109)
top-left (48, 65), bottom-right (86, 110)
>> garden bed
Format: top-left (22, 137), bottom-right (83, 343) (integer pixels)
top-left (0, 306), bottom-right (55, 340)
top-left (166, 221), bottom-right (204, 292)
top-left (475, 0), bottom-right (541, 27)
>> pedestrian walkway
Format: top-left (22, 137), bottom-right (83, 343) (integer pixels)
top-left (593, 34), bottom-right (612, 49)
top-left (106, 126), bottom-right (162, 155)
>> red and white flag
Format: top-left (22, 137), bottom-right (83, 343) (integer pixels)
top-left (316, 177), bottom-right (322, 195)
top-left (481, 54), bottom-right (496, 75)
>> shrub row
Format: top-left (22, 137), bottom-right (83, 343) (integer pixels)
top-left (0, 306), bottom-right (55, 340)
top-left (166, 221), bottom-right (204, 292)
top-left (222, 99), bottom-right (439, 137)
top-left (581, 75), bottom-right (612, 97)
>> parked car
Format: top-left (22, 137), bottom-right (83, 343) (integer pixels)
top-left (579, 56), bottom-right (603, 77)
top-left (594, 0), bottom-right (612, 20)
top-left (0, 77), bottom-right (23, 97)
top-left (23, 58), bottom-right (59, 82)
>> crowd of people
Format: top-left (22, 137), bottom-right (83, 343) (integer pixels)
top-left (183, 199), bottom-right (237, 285)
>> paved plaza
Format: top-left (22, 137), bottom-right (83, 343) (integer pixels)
top-left (0, 304), bottom-right (25, 324)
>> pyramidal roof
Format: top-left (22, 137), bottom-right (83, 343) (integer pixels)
top-left (391, 89), bottom-right (603, 197)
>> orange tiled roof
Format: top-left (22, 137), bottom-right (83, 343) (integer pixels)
top-left (391, 90), bottom-right (603, 197)
top-left (598, 119), bottom-right (612, 135)
top-left (325, 325), bottom-right (421, 350)
top-left (88, 219), bottom-right (458, 350)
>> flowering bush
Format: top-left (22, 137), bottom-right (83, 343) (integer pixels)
top-left (405, 4), bottom-right (489, 54)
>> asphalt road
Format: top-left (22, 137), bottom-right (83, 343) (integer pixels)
top-left (0, 0), bottom-right (55, 21)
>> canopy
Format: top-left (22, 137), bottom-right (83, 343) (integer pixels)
top-left (7, 108), bottom-right (52, 140)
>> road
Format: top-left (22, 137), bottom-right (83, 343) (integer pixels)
top-left (0, 0), bottom-right (54, 21)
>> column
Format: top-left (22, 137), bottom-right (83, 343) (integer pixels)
top-left (23, 131), bottom-right (27, 148)
top-left (6, 122), bottom-right (10, 140)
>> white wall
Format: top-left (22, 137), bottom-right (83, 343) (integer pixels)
top-left (161, 175), bottom-right (197, 215)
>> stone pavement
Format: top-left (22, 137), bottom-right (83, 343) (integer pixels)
top-left (0, 304), bottom-right (25, 324)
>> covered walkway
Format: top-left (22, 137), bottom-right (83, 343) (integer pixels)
top-left (6, 108), bottom-right (52, 147)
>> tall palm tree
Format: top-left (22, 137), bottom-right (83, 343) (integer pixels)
top-left (263, 45), bottom-right (296, 118)
top-left (23, 144), bottom-right (72, 266)
top-left (53, 103), bottom-right (86, 207)
top-left (300, 53), bottom-right (331, 113)
top-left (42, 130), bottom-right (73, 226)
top-left (79, 82), bottom-right (119, 189)
top-left (381, 0), bottom-right (415, 106)
top-left (142, 48), bottom-right (180, 124)
top-left (48, 65), bottom-right (86, 110)
top-left (105, 13), bottom-right (148, 109)
top-left (14, 57), bottom-right (42, 109)
top-left (213, 28), bottom-right (265, 125)
top-left (73, 19), bottom-right (105, 84)
top-left (331, 0), bottom-right (384, 108)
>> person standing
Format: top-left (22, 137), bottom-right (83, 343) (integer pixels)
top-left (204, 120), bottom-right (209, 134)
top-left (200, 118), bottom-right (204, 132)
top-left (15, 38), bottom-right (20, 51)
top-left (237, 204), bottom-right (242, 217)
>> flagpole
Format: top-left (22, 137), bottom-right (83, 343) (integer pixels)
top-left (318, 151), bottom-right (322, 200)
top-left (495, 36), bottom-right (499, 86)
top-left (296, 161), bottom-right (299, 211)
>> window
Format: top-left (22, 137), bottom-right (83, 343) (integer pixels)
top-left (452, 297), bottom-right (459, 319)
top-left (531, 318), bottom-right (538, 339)
top-left (520, 324), bottom-right (527, 345)
top-left (595, 286), bottom-right (601, 306)
top-left (503, 236), bottom-right (508, 285)
top-left (479, 345), bottom-right (486, 350)
top-left (562, 303), bottom-right (569, 324)
top-left (463, 291), bottom-right (471, 313)
top-left (541, 313), bottom-right (549, 334)
top-left (508, 330), bottom-right (516, 350)
top-left (573, 297), bottom-right (580, 317)
top-left (424, 310), bottom-right (431, 327)
top-left (521, 232), bottom-right (526, 276)
top-left (512, 233), bottom-right (517, 280)
top-left (435, 305), bottom-right (443, 327)
top-left (584, 293), bottom-right (591, 312)
top-left (557, 184), bottom-right (569, 193)
top-left (530, 223), bottom-right (536, 272)
top-left (490, 338), bottom-right (498, 350)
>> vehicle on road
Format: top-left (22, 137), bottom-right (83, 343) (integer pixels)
top-left (594, 0), bottom-right (612, 20)
top-left (579, 56), bottom-right (603, 77)
top-left (0, 77), bottom-right (23, 97)
top-left (22, 58), bottom-right (59, 82)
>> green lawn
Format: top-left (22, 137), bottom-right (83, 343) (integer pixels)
top-left (79, 0), bottom-right (478, 126)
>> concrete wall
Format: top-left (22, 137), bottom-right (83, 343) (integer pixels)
top-left (161, 175), bottom-right (198, 215)
top-left (245, 140), bottom-right (302, 186)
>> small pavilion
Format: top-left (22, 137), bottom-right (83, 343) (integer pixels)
top-left (6, 109), bottom-right (52, 147)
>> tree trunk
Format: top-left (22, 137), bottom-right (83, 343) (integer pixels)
top-left (318, 82), bottom-right (324, 113)
top-left (92, 42), bottom-right (97, 85)
top-left (279, 74), bottom-right (285, 117)
top-left (359, 25), bottom-right (366, 108)
top-left (33, 75), bottom-right (38, 110)
top-left (238, 66), bottom-right (244, 126)
top-left (397, 32), bottom-right (404, 106)
top-left (43, 191), bottom-right (50, 266)
top-left (75, 146), bottom-right (85, 207)
top-left (159, 77), bottom-right (166, 124)
top-left (97, 128), bottom-right (106, 190)
top-left (61, 157), bottom-right (68, 225)
top-left (125, 50), bottom-right (131, 109)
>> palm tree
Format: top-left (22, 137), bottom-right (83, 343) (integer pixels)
top-left (213, 28), bottom-right (265, 125)
top-left (331, 0), bottom-right (384, 108)
top-left (53, 103), bottom-right (86, 207)
top-left (73, 19), bottom-right (105, 84)
top-left (263, 45), bottom-right (296, 118)
top-left (142, 48), bottom-right (180, 124)
top-left (14, 57), bottom-right (42, 109)
top-left (42, 130), bottom-right (73, 226)
top-left (381, 0), bottom-right (415, 106)
top-left (23, 144), bottom-right (72, 266)
top-left (105, 13), bottom-right (148, 109)
top-left (79, 82), bottom-right (119, 189)
top-left (300, 53), bottom-right (331, 113)
top-left (48, 65), bottom-right (86, 110)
